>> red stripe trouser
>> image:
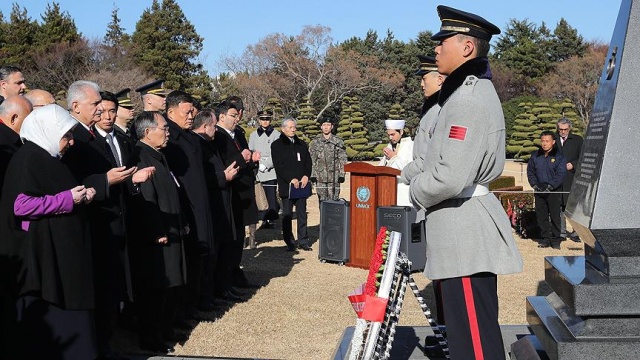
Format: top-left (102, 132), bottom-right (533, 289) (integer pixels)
top-left (440, 272), bottom-right (505, 360)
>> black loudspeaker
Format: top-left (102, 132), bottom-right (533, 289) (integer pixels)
top-left (319, 200), bottom-right (350, 264)
top-left (376, 206), bottom-right (426, 272)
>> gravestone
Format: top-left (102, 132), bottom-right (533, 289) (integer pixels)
top-left (511, 0), bottom-right (640, 359)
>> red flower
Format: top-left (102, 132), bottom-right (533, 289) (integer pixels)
top-left (365, 227), bottom-right (389, 296)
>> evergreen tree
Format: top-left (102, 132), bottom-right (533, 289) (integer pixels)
top-left (548, 18), bottom-right (587, 62)
top-left (494, 19), bottom-right (551, 80)
top-left (104, 5), bottom-right (129, 48)
top-left (2, 4), bottom-right (39, 69)
top-left (296, 96), bottom-right (318, 143)
top-left (131, 0), bottom-right (210, 96)
top-left (339, 96), bottom-right (374, 160)
top-left (506, 99), bottom-right (583, 160)
top-left (36, 2), bottom-right (80, 46)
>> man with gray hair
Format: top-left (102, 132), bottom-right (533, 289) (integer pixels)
top-left (555, 117), bottom-right (583, 241)
top-left (0, 65), bottom-right (26, 99)
top-left (271, 116), bottom-right (313, 251)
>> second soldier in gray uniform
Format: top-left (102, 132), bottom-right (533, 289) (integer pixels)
top-left (409, 6), bottom-right (523, 360)
top-left (309, 117), bottom-right (347, 209)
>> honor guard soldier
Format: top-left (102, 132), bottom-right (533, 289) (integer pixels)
top-left (135, 79), bottom-right (169, 112)
top-left (114, 88), bottom-right (135, 137)
top-left (248, 109), bottom-right (281, 230)
top-left (409, 6), bottom-right (523, 359)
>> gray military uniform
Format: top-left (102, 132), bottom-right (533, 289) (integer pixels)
top-left (401, 100), bottom-right (441, 185)
top-left (249, 127), bottom-right (281, 183)
top-left (409, 75), bottom-right (523, 280)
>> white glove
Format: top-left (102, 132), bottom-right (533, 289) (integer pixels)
top-left (258, 163), bottom-right (267, 172)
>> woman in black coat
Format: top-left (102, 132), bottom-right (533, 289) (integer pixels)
top-left (0, 104), bottom-right (97, 359)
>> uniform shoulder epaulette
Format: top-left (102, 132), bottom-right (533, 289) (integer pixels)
top-left (460, 75), bottom-right (479, 95)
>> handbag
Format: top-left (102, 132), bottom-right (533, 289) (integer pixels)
top-left (255, 182), bottom-right (269, 211)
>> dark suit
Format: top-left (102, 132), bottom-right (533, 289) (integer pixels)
top-left (555, 132), bottom-right (583, 237)
top-left (127, 141), bottom-right (187, 349)
top-left (195, 133), bottom-right (235, 297)
top-left (0, 123), bottom-right (21, 191)
top-left (271, 133), bottom-right (313, 247)
top-left (554, 132), bottom-right (583, 206)
top-left (212, 126), bottom-right (257, 286)
top-left (62, 124), bottom-right (134, 354)
top-left (162, 119), bottom-right (215, 314)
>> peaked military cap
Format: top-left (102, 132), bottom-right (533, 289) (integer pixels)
top-left (257, 109), bottom-right (274, 119)
top-left (431, 5), bottom-right (500, 41)
top-left (415, 55), bottom-right (438, 76)
top-left (135, 79), bottom-right (169, 97)
top-left (115, 88), bottom-right (134, 109)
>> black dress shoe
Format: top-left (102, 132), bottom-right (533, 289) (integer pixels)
top-left (298, 244), bottom-right (312, 251)
top-left (217, 290), bottom-right (246, 302)
top-left (234, 282), bottom-right (261, 289)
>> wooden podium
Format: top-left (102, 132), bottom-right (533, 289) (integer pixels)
top-left (344, 162), bottom-right (400, 269)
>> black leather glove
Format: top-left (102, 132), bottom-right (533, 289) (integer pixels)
top-left (532, 184), bottom-right (541, 192)
top-left (545, 184), bottom-right (554, 192)
top-left (338, 176), bottom-right (345, 183)
top-left (310, 177), bottom-right (317, 183)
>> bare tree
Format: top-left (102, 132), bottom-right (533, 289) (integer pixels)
top-left (221, 25), bottom-right (403, 119)
top-left (537, 42), bottom-right (607, 126)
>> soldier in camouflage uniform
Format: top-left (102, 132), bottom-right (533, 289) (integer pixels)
top-left (309, 117), bottom-right (347, 208)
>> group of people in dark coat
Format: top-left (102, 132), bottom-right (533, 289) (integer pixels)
top-left (0, 77), bottom-right (269, 359)
top-left (527, 118), bottom-right (584, 249)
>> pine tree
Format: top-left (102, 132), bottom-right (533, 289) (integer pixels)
top-left (549, 18), bottom-right (587, 62)
top-left (494, 19), bottom-right (551, 80)
top-left (340, 96), bottom-right (374, 160)
top-left (2, 4), bottom-right (39, 69)
top-left (104, 5), bottom-right (129, 49)
top-left (36, 2), bottom-right (80, 47)
top-left (296, 96), bottom-right (318, 143)
top-left (131, 0), bottom-right (210, 96)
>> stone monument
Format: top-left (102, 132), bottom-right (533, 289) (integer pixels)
top-left (511, 0), bottom-right (640, 359)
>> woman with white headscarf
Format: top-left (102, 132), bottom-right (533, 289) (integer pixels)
top-left (0, 104), bottom-right (97, 359)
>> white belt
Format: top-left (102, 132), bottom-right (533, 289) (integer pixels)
top-left (455, 184), bottom-right (489, 198)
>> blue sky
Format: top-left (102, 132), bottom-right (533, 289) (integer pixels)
top-left (1, 1), bottom-right (621, 76)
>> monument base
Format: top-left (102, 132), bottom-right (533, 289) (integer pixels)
top-left (332, 325), bottom-right (531, 359)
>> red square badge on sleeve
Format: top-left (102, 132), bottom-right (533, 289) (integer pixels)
top-left (448, 125), bottom-right (468, 141)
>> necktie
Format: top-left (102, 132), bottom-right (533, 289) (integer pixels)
top-left (88, 129), bottom-right (96, 138)
top-left (105, 133), bottom-right (122, 167)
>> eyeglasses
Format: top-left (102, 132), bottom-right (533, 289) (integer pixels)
top-left (225, 112), bottom-right (239, 119)
top-left (151, 125), bottom-right (170, 132)
top-left (557, 127), bottom-right (570, 132)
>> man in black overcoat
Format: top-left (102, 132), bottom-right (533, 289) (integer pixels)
top-left (271, 116), bottom-right (313, 251)
top-left (192, 109), bottom-right (240, 305)
top-left (0, 95), bottom-right (32, 190)
top-left (162, 91), bottom-right (215, 317)
top-left (213, 100), bottom-right (260, 291)
top-left (62, 83), bottom-right (153, 357)
top-left (554, 117), bottom-right (584, 240)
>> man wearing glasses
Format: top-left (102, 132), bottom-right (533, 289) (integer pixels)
top-left (555, 117), bottom-right (583, 241)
